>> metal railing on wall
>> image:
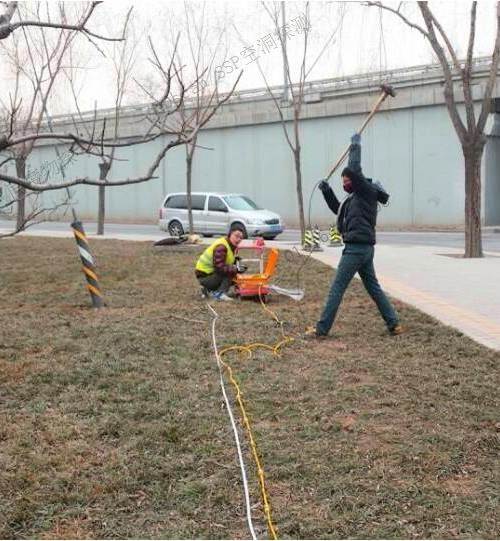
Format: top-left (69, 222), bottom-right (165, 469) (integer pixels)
top-left (3, 56), bottom-right (498, 135)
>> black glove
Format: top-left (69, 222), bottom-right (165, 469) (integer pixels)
top-left (318, 180), bottom-right (330, 192)
top-left (351, 133), bottom-right (361, 144)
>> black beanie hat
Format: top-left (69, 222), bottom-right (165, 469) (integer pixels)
top-left (341, 167), bottom-right (354, 179)
top-left (228, 223), bottom-right (246, 236)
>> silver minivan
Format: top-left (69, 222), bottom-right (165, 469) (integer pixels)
top-left (158, 192), bottom-right (284, 239)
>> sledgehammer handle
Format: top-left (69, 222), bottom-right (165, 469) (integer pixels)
top-left (325, 89), bottom-right (391, 181)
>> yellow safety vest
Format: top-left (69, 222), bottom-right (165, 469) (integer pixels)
top-left (195, 237), bottom-right (236, 274)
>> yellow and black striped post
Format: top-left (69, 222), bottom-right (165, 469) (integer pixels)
top-left (303, 228), bottom-right (314, 250)
top-left (329, 225), bottom-right (343, 246)
top-left (71, 220), bottom-right (104, 309)
top-left (312, 225), bottom-right (323, 252)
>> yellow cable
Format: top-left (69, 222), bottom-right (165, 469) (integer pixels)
top-left (258, 286), bottom-right (295, 352)
top-left (218, 355), bottom-right (278, 540)
top-left (217, 287), bottom-right (296, 539)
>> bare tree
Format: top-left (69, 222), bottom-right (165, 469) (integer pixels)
top-left (256, 1), bottom-right (344, 239)
top-left (0, 23), bottom-right (242, 238)
top-left (0, 3), bottom-right (89, 233)
top-left (171, 1), bottom-right (229, 235)
top-left (369, 1), bottom-right (500, 258)
top-left (259, 2), bottom-right (310, 239)
top-left (64, 13), bottom-right (138, 235)
top-left (98, 30), bottom-right (138, 235)
top-left (141, 2), bottom-right (232, 237)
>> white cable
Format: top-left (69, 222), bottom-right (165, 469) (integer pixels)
top-left (207, 303), bottom-right (258, 541)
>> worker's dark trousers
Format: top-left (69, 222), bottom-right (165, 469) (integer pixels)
top-left (197, 272), bottom-right (232, 293)
top-left (316, 243), bottom-right (399, 335)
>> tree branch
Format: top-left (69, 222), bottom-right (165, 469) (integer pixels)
top-left (231, 11), bottom-right (294, 150)
top-left (462, 1), bottom-right (478, 132)
top-left (1, 128), bottom-right (171, 151)
top-left (2, 2), bottom-right (125, 43)
top-left (0, 137), bottom-right (185, 191)
top-left (1, 65), bottom-right (243, 193)
top-left (418, 3), bottom-right (468, 144)
top-left (424, 3), bottom-right (461, 71)
top-left (0, 189), bottom-right (71, 238)
top-left (366, 2), bottom-right (429, 38)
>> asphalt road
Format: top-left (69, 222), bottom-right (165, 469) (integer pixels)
top-left (1, 220), bottom-right (500, 252)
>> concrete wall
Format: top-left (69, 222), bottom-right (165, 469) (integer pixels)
top-left (485, 113), bottom-right (500, 226)
top-left (2, 60), bottom-right (499, 227)
top-left (2, 105), bottom-right (470, 227)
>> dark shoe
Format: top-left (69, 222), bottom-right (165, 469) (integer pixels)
top-left (303, 326), bottom-right (328, 340)
top-left (200, 286), bottom-right (209, 299)
top-left (389, 324), bottom-right (404, 336)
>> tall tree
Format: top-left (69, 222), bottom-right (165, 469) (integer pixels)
top-left (0, 6), bottom-right (242, 239)
top-left (262, 1), bottom-right (311, 239)
top-left (0, 3), bottom-right (90, 232)
top-left (369, 1), bottom-right (500, 258)
top-left (254, 1), bottom-right (345, 239)
top-left (162, 1), bottom-right (230, 235)
top-left (64, 10), bottom-right (138, 235)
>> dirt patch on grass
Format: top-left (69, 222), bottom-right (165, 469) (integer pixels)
top-left (1, 237), bottom-right (499, 539)
top-left (441, 476), bottom-right (480, 497)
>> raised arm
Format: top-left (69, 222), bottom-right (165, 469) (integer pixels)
top-left (319, 180), bottom-right (340, 214)
top-left (348, 133), bottom-right (363, 176)
top-left (347, 134), bottom-right (377, 199)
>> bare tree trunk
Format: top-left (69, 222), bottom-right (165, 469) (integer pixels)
top-left (293, 109), bottom-right (305, 238)
top-left (186, 143), bottom-right (195, 235)
top-left (464, 144), bottom-right (485, 258)
top-left (294, 148), bottom-right (305, 239)
top-left (15, 155), bottom-right (26, 231)
top-left (97, 161), bottom-right (110, 235)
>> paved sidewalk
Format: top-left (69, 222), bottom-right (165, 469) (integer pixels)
top-left (307, 244), bottom-right (500, 351)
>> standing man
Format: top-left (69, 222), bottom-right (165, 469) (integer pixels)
top-left (307, 133), bottom-right (403, 338)
top-left (195, 224), bottom-right (247, 301)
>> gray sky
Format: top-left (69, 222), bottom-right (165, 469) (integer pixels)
top-left (0, 1), bottom-right (498, 116)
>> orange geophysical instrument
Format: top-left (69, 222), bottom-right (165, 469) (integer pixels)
top-left (234, 238), bottom-right (304, 301)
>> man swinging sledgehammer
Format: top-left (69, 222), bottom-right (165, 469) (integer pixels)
top-left (306, 133), bottom-right (404, 338)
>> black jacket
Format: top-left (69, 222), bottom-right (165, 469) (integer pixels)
top-left (321, 142), bottom-right (382, 245)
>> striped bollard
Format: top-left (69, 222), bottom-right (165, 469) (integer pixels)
top-left (329, 225), bottom-right (343, 246)
top-left (313, 225), bottom-right (323, 252)
top-left (303, 229), bottom-right (314, 250)
top-left (71, 220), bottom-right (104, 309)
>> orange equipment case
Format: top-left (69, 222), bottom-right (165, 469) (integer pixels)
top-left (234, 248), bottom-right (279, 298)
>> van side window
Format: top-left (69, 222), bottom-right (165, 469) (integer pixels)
top-left (208, 196), bottom-right (228, 212)
top-left (191, 195), bottom-right (206, 211)
top-left (166, 195), bottom-right (187, 209)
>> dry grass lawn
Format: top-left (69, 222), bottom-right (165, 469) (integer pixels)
top-left (0, 236), bottom-right (499, 539)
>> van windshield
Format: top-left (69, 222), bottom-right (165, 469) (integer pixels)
top-left (223, 195), bottom-right (261, 210)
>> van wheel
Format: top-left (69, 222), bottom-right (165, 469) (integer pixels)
top-left (231, 222), bottom-right (248, 239)
top-left (168, 220), bottom-right (184, 237)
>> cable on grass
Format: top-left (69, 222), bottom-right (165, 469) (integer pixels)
top-left (207, 302), bottom-right (258, 540)
top-left (207, 287), bottom-right (298, 539)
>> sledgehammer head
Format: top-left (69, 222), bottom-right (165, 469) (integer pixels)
top-left (380, 84), bottom-right (396, 98)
